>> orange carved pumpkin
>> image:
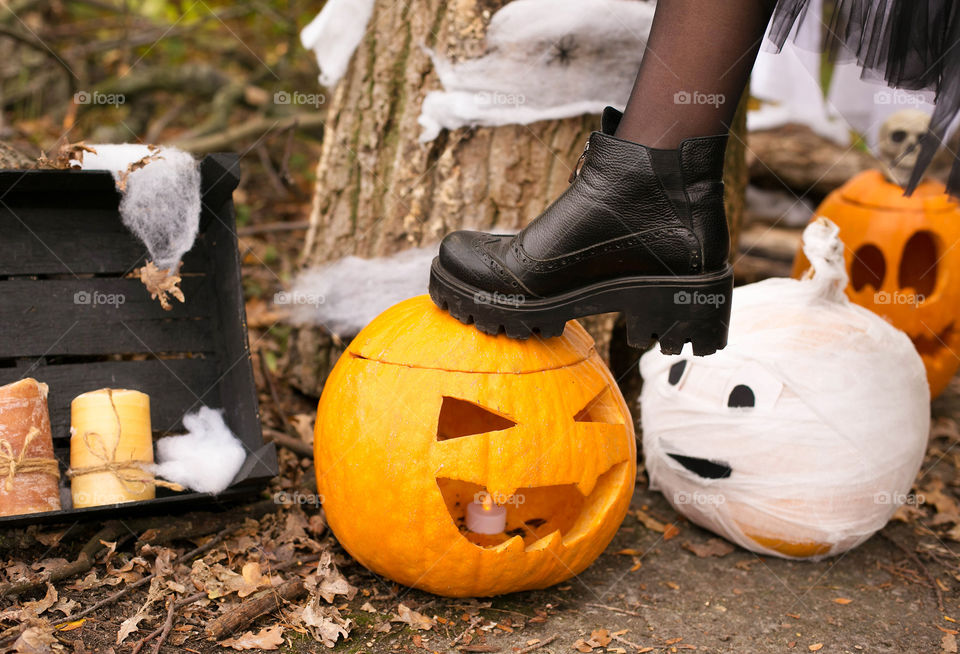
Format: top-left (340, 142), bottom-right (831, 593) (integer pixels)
top-left (792, 170), bottom-right (960, 397)
top-left (314, 295), bottom-right (636, 597)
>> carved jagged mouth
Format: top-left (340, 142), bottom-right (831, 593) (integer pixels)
top-left (912, 322), bottom-right (955, 356)
top-left (437, 462), bottom-right (627, 551)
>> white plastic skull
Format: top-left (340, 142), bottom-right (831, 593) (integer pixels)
top-left (877, 109), bottom-right (930, 187)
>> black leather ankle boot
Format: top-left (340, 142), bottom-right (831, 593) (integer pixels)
top-left (429, 107), bottom-right (733, 355)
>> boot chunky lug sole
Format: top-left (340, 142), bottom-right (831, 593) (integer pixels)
top-left (429, 258), bottom-right (733, 356)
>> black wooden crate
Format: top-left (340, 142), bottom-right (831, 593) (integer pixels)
top-left (0, 153), bottom-right (277, 526)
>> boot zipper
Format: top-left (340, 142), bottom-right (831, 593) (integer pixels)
top-left (568, 140), bottom-right (590, 183)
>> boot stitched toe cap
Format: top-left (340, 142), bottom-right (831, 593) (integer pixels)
top-left (437, 230), bottom-right (521, 295)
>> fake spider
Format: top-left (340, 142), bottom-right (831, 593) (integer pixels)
top-left (549, 35), bottom-right (578, 66)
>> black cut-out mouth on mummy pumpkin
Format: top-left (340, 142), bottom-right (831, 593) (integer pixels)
top-left (667, 453), bottom-right (732, 479)
top-left (434, 392), bottom-right (630, 551)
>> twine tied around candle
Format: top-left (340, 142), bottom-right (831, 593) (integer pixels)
top-left (65, 390), bottom-right (184, 493)
top-left (0, 427), bottom-right (61, 492)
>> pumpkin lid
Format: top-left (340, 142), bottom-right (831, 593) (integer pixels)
top-left (839, 170), bottom-right (959, 213)
top-left (347, 295), bottom-right (596, 373)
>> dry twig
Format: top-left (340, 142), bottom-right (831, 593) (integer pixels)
top-left (880, 531), bottom-right (946, 613)
top-left (585, 603), bottom-right (646, 617)
top-left (451, 616), bottom-right (484, 646)
top-left (151, 596), bottom-right (177, 654)
top-left (517, 635), bottom-right (558, 653)
top-left (204, 576), bottom-right (307, 640)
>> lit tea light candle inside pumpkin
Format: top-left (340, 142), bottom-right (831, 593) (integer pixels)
top-left (465, 493), bottom-right (507, 534)
top-left (0, 378), bottom-right (61, 516)
top-left (69, 389), bottom-right (155, 508)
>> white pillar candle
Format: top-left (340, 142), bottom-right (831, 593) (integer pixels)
top-left (466, 497), bottom-right (507, 534)
top-left (70, 389), bottom-right (154, 508)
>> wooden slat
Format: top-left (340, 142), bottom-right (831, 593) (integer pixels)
top-left (0, 207), bottom-right (208, 276)
top-left (0, 276), bottom-right (215, 357)
top-left (0, 358), bottom-right (221, 440)
top-left (0, 169), bottom-right (117, 196)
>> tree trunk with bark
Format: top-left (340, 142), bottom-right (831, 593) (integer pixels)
top-left (285, 0), bottom-right (747, 397)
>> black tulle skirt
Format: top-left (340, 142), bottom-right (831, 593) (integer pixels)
top-left (767, 0), bottom-right (960, 195)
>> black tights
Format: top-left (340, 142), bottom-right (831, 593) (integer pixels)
top-left (616, 0), bottom-right (778, 148)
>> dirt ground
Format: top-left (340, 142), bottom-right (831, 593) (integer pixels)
top-left (292, 380), bottom-right (960, 654)
top-left (1, 368), bottom-right (957, 654)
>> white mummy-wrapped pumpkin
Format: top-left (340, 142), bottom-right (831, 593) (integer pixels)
top-left (639, 218), bottom-right (930, 559)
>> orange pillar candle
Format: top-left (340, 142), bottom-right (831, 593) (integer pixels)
top-left (69, 389), bottom-right (154, 508)
top-left (0, 378), bottom-right (61, 516)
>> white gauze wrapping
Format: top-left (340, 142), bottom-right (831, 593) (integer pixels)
top-left (417, 0), bottom-right (655, 142)
top-left (81, 144), bottom-right (201, 271)
top-left (285, 245), bottom-right (437, 336)
top-left (639, 218), bottom-right (930, 559)
top-left (150, 407), bottom-right (247, 494)
top-left (300, 0), bottom-right (376, 88)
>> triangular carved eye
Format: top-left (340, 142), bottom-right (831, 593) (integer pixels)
top-left (436, 396), bottom-right (516, 441)
top-left (574, 387), bottom-right (624, 425)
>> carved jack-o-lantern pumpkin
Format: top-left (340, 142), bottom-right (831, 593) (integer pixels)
top-left (314, 296), bottom-right (636, 597)
top-left (792, 169), bottom-right (960, 397)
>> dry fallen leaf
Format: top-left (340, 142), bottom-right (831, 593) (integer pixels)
top-left (306, 551), bottom-right (357, 603)
top-left (396, 603), bottom-right (435, 631)
top-left (682, 539), bottom-right (734, 558)
top-left (116, 153), bottom-right (164, 192)
top-left (944, 633), bottom-right (959, 653)
top-left (832, 598), bottom-right (853, 605)
top-left (290, 413), bottom-right (316, 444)
top-left (590, 629), bottom-right (612, 647)
top-left (662, 524), bottom-right (681, 541)
top-left (573, 638), bottom-right (594, 652)
top-left (36, 141), bottom-right (96, 169)
top-left (21, 583), bottom-right (58, 619)
top-left (308, 514), bottom-right (327, 537)
top-left (220, 625), bottom-right (285, 651)
top-left (190, 560), bottom-right (270, 599)
top-left (808, 644), bottom-right (823, 652)
top-left (137, 261), bottom-right (185, 311)
top-left (922, 479), bottom-right (960, 518)
top-left (13, 624), bottom-right (58, 654)
top-left (117, 571), bottom-right (168, 645)
top-left (117, 611), bottom-right (149, 645)
top-left (635, 510), bottom-right (666, 532)
top-left (947, 524), bottom-right (960, 543)
top-left (33, 530), bottom-right (66, 548)
top-left (299, 601), bottom-right (352, 648)
top-left (238, 561), bottom-right (270, 598)
top-left (66, 570), bottom-right (101, 591)
top-left (52, 597), bottom-right (79, 616)
top-left (245, 297), bottom-right (288, 328)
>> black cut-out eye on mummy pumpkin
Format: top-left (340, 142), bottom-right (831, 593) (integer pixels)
top-left (727, 384), bottom-right (755, 408)
top-left (668, 360), bottom-right (687, 386)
